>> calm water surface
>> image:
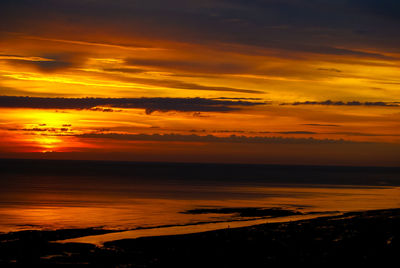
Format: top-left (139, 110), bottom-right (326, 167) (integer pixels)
top-left (1, 160), bottom-right (400, 233)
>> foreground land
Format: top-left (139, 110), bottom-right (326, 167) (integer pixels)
top-left (0, 208), bottom-right (399, 267)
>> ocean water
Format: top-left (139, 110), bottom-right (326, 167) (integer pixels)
top-left (1, 159), bottom-right (400, 234)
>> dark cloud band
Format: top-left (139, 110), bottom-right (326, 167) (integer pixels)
top-left (0, 96), bottom-right (265, 114)
top-left (78, 132), bottom-right (362, 144)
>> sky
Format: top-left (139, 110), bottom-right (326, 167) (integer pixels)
top-left (0, 0), bottom-right (400, 166)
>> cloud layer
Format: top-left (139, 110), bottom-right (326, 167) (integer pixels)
top-left (2, 0), bottom-right (400, 55)
top-left (78, 132), bottom-right (360, 145)
top-left (281, 100), bottom-right (400, 107)
top-left (0, 96), bottom-right (265, 114)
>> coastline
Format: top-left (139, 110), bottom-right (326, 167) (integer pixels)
top-left (1, 207), bottom-right (399, 266)
top-left (57, 212), bottom-right (340, 246)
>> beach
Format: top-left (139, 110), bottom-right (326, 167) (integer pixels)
top-left (0, 208), bottom-right (399, 267)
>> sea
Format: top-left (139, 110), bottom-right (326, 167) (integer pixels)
top-left (1, 159), bottom-right (400, 235)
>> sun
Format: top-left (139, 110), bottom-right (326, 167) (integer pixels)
top-left (4, 109), bottom-right (79, 152)
top-left (33, 136), bottom-right (63, 152)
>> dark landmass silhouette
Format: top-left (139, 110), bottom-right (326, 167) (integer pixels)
top-left (181, 207), bottom-right (303, 217)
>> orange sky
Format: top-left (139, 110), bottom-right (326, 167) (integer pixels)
top-left (1, 1), bottom-right (400, 166)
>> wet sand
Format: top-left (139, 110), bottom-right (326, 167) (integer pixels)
top-left (1, 208), bottom-right (399, 267)
top-left (58, 213), bottom-right (339, 246)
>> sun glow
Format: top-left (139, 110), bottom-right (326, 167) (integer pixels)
top-left (33, 135), bottom-right (62, 152)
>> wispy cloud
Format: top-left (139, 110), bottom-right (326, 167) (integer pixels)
top-left (108, 74), bottom-right (264, 94)
top-left (327, 132), bottom-right (400, 137)
top-left (0, 54), bottom-right (53, 62)
top-left (281, 100), bottom-right (400, 107)
top-left (275, 131), bottom-right (317, 135)
top-left (0, 53), bottom-right (84, 72)
top-left (302, 123), bottom-right (341, 127)
top-left (0, 86), bottom-right (76, 97)
top-left (125, 58), bottom-right (252, 75)
top-left (317, 68), bottom-right (342, 73)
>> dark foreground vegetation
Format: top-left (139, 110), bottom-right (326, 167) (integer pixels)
top-left (0, 208), bottom-right (399, 267)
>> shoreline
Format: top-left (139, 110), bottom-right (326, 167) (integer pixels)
top-left (1, 207), bottom-right (399, 266)
top-left (0, 209), bottom-right (340, 245)
top-left (0, 207), bottom-right (338, 242)
top-left (57, 211), bottom-right (341, 246)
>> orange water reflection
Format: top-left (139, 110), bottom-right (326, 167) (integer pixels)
top-left (0, 184), bottom-right (399, 233)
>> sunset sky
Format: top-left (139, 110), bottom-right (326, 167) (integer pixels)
top-left (1, 0), bottom-right (400, 166)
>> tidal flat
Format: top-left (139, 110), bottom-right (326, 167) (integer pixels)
top-left (0, 208), bottom-right (399, 267)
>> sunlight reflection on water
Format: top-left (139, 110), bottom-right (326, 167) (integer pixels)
top-left (1, 174), bottom-right (399, 233)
